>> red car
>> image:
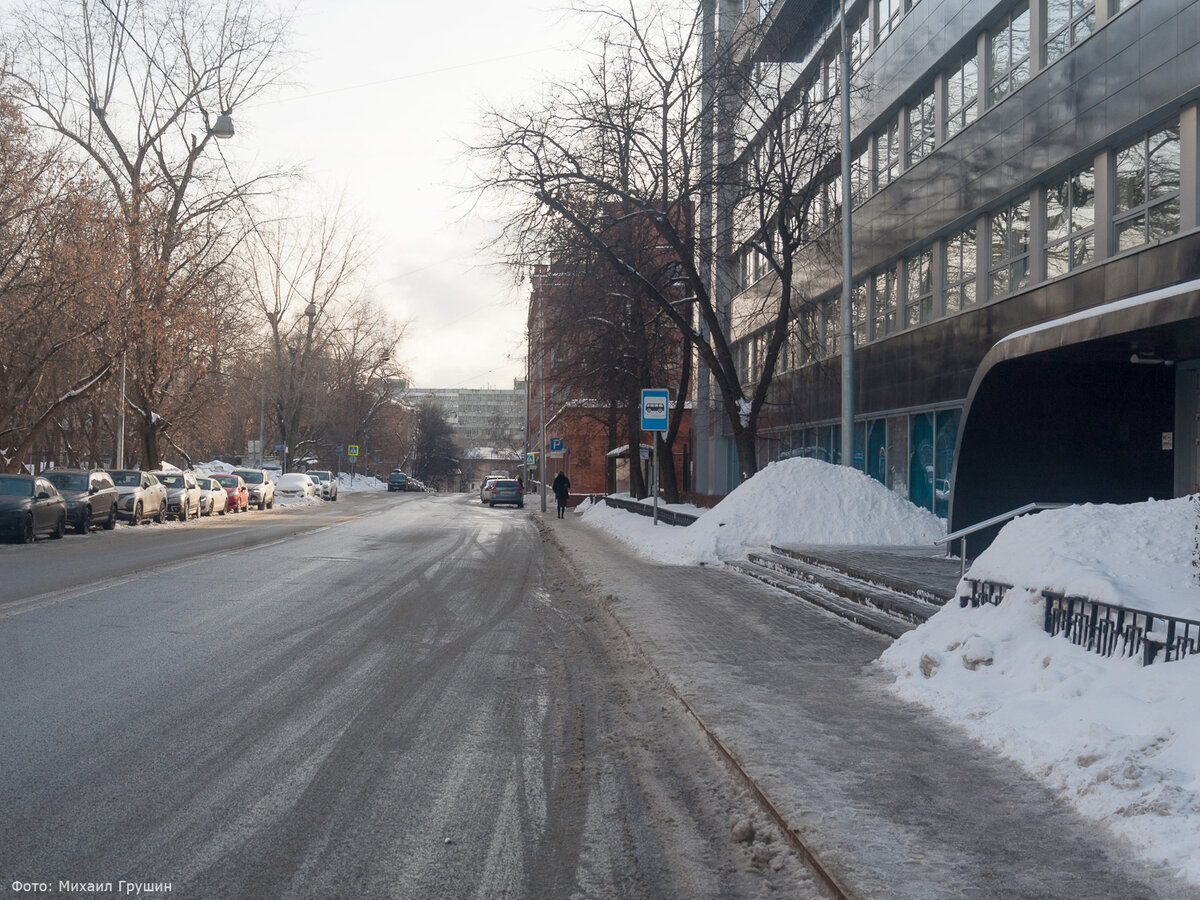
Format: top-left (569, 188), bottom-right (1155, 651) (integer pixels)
top-left (213, 474), bottom-right (250, 513)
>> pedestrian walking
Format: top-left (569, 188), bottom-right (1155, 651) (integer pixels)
top-left (552, 471), bottom-right (571, 519)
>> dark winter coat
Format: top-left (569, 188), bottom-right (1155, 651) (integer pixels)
top-left (552, 472), bottom-right (571, 501)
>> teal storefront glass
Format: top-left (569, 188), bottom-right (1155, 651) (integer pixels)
top-left (909, 413), bottom-right (936, 512)
top-left (866, 419), bottom-right (887, 485)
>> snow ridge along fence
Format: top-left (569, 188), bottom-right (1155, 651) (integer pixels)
top-left (601, 496), bottom-right (698, 527)
top-left (962, 579), bottom-right (1200, 666)
top-left (1042, 591), bottom-right (1200, 666)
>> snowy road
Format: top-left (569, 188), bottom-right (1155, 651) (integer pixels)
top-left (0, 493), bottom-right (815, 898)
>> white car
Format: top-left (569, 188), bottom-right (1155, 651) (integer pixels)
top-left (109, 469), bottom-right (169, 525)
top-left (195, 476), bottom-right (228, 516)
top-left (305, 469), bottom-right (337, 501)
top-left (275, 472), bottom-right (317, 502)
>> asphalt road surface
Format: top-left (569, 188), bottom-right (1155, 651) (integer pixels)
top-left (0, 491), bottom-right (818, 898)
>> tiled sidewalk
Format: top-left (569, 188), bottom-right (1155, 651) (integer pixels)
top-left (544, 513), bottom-right (1189, 899)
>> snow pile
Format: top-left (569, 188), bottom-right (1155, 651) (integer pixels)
top-left (880, 498), bottom-right (1200, 885)
top-left (580, 457), bottom-right (944, 564)
top-left (961, 497), bottom-right (1200, 618)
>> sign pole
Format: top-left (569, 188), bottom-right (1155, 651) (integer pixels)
top-left (653, 433), bottom-right (659, 525)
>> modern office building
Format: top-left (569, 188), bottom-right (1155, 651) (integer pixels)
top-left (705, 0), bottom-right (1200, 547)
top-left (400, 381), bottom-right (527, 453)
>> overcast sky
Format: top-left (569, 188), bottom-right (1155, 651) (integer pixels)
top-left (235, 0), bottom-right (600, 391)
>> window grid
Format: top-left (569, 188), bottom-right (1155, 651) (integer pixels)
top-left (1045, 167), bottom-right (1095, 278)
top-left (1114, 123), bottom-right (1182, 253)
top-left (907, 89), bottom-right (936, 166)
top-left (988, 3), bottom-right (1030, 105)
top-left (905, 249), bottom-right (934, 326)
top-left (946, 54), bottom-right (979, 139)
top-left (1045, 0), bottom-right (1094, 63)
top-left (878, 0), bottom-right (903, 44)
top-left (944, 227), bottom-right (977, 314)
top-left (875, 118), bottom-right (900, 190)
top-left (872, 269), bottom-right (899, 338)
top-left (989, 198), bottom-right (1031, 298)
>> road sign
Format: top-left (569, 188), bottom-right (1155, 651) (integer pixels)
top-left (525, 452), bottom-right (537, 467)
top-left (549, 437), bottom-right (563, 452)
top-left (640, 389), bottom-right (670, 432)
top-left (335, 445), bottom-right (344, 456)
top-left (272, 443), bottom-right (287, 451)
top-left (347, 444), bottom-right (359, 457)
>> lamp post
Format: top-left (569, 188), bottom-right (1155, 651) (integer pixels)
top-left (839, 0), bottom-right (855, 468)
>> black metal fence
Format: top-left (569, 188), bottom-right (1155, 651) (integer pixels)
top-left (1043, 591), bottom-right (1200, 666)
top-left (960, 579), bottom-right (1200, 667)
top-left (601, 496), bottom-right (698, 527)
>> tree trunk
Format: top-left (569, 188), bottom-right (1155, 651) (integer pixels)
top-left (625, 401), bottom-right (647, 499)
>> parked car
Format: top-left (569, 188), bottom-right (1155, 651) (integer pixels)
top-left (213, 474), bottom-right (249, 513)
top-left (231, 468), bottom-right (275, 510)
top-left (305, 470), bottom-right (337, 501)
top-left (45, 469), bottom-right (119, 533)
top-left (276, 472), bottom-right (317, 502)
top-left (152, 470), bottom-right (203, 521)
top-left (109, 469), bottom-right (168, 524)
top-left (0, 474), bottom-right (68, 543)
top-left (488, 478), bottom-right (524, 508)
top-left (387, 471), bottom-right (408, 492)
top-left (195, 476), bottom-right (228, 516)
top-left (480, 476), bottom-right (500, 504)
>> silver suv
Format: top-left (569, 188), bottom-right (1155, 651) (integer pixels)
top-left (152, 470), bottom-right (203, 521)
top-left (231, 468), bottom-right (275, 510)
top-left (109, 470), bottom-right (169, 525)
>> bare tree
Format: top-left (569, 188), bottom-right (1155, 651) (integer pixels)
top-left (476, 1), bottom-right (845, 481)
top-left (0, 89), bottom-right (122, 471)
top-left (9, 0), bottom-right (294, 466)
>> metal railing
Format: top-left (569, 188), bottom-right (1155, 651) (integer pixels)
top-left (935, 502), bottom-right (1070, 577)
top-left (1043, 591), bottom-right (1200, 666)
top-left (602, 496), bottom-right (699, 527)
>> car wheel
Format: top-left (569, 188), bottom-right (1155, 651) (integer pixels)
top-left (156, 500), bottom-right (166, 524)
top-left (267, 498), bottom-right (273, 509)
top-left (20, 514), bottom-right (35, 544)
top-left (50, 514), bottom-right (65, 539)
top-left (76, 507), bottom-right (92, 534)
top-left (489, 500), bottom-right (495, 507)
top-left (103, 504), bottom-right (117, 529)
top-left (130, 502), bottom-right (143, 526)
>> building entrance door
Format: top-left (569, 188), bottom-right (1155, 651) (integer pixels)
top-left (1176, 362), bottom-right (1200, 495)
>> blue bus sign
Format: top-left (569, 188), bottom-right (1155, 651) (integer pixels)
top-left (640, 389), bottom-right (670, 432)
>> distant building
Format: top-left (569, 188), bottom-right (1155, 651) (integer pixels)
top-left (400, 380), bottom-right (527, 454)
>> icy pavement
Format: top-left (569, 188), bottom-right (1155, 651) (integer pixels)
top-left (543, 511), bottom-right (1191, 899)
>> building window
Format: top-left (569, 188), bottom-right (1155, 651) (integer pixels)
top-left (944, 225), bottom-right (977, 314)
top-left (1045, 0), bottom-right (1094, 63)
top-left (872, 268), bottom-right (899, 337)
top-left (988, 3), bottom-right (1030, 106)
top-left (878, 0), bottom-right (903, 43)
top-left (851, 16), bottom-right (872, 71)
top-left (989, 197), bottom-right (1031, 298)
top-left (907, 88), bottom-right (936, 166)
top-left (851, 145), bottom-right (871, 206)
top-left (1045, 167), bottom-right (1095, 278)
top-left (1114, 123), bottom-right (1181, 252)
top-left (905, 249), bottom-right (934, 326)
top-left (874, 118), bottom-right (900, 190)
top-left (946, 53), bottom-right (978, 139)
top-left (852, 281), bottom-right (868, 346)
top-left (824, 296), bottom-right (840, 357)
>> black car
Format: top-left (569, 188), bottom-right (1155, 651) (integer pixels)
top-left (0, 474), bottom-right (68, 543)
top-left (388, 471), bottom-right (408, 492)
top-left (45, 469), bottom-right (120, 533)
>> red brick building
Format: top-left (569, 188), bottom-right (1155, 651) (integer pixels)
top-left (526, 261), bottom-right (693, 501)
